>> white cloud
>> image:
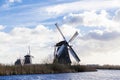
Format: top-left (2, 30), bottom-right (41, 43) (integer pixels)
top-left (63, 10), bottom-right (120, 32)
top-left (1, 0), bottom-right (22, 8)
top-left (46, 0), bottom-right (120, 15)
top-left (113, 9), bottom-right (120, 22)
top-left (8, 0), bottom-right (22, 3)
top-left (60, 8), bottom-right (120, 65)
top-left (1, 0), bottom-right (120, 28)
top-left (80, 30), bottom-right (120, 41)
top-left (0, 25), bottom-right (5, 30)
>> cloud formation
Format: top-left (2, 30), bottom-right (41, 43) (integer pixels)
top-left (0, 0), bottom-right (120, 65)
top-left (46, 0), bottom-right (120, 15)
top-left (8, 0), bottom-right (22, 3)
top-left (1, 0), bottom-right (22, 8)
top-left (63, 10), bottom-right (120, 32)
top-left (80, 30), bottom-right (120, 41)
top-left (0, 25), bottom-right (5, 30)
top-left (61, 9), bottom-right (120, 65)
top-left (113, 9), bottom-right (120, 22)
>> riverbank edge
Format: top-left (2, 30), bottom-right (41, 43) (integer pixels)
top-left (0, 64), bottom-right (97, 76)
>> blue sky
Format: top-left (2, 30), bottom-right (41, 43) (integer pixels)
top-left (0, 0), bottom-right (79, 32)
top-left (0, 0), bottom-right (120, 65)
top-left (0, 0), bottom-right (119, 31)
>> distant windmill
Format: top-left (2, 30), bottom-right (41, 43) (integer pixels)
top-left (24, 46), bottom-right (33, 65)
top-left (15, 58), bottom-right (22, 65)
top-left (53, 23), bottom-right (80, 65)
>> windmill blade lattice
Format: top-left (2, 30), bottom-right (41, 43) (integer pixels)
top-left (68, 31), bottom-right (79, 43)
top-left (55, 23), bottom-right (66, 40)
top-left (69, 46), bottom-right (80, 62)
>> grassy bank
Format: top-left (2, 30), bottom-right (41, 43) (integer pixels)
top-left (97, 65), bottom-right (120, 70)
top-left (0, 64), bottom-right (97, 76)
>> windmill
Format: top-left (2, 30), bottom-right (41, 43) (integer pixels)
top-left (15, 58), bottom-right (22, 65)
top-left (53, 23), bottom-right (80, 65)
top-left (24, 46), bottom-right (33, 65)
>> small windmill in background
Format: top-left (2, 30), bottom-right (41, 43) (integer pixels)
top-left (24, 46), bottom-right (34, 65)
top-left (14, 57), bottom-right (22, 65)
top-left (53, 23), bottom-right (80, 65)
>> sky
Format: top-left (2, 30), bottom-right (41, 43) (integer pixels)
top-left (0, 0), bottom-right (120, 65)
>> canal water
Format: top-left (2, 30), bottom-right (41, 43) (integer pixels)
top-left (0, 70), bottom-right (120, 80)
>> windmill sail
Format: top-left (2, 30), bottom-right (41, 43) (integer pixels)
top-left (57, 44), bottom-right (65, 57)
top-left (69, 46), bottom-right (80, 62)
top-left (55, 23), bottom-right (66, 40)
top-left (28, 46), bottom-right (30, 55)
top-left (68, 31), bottom-right (79, 43)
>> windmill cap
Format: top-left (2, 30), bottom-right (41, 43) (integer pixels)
top-left (24, 55), bottom-right (31, 57)
top-left (56, 41), bottom-right (68, 46)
